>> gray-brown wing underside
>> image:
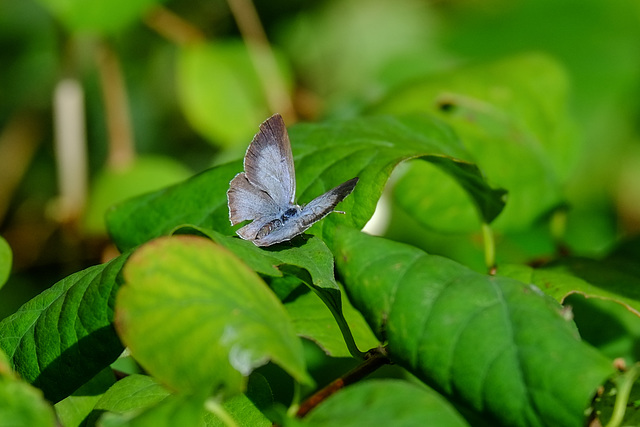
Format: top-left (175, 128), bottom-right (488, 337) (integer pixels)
top-left (243, 113), bottom-right (296, 208)
top-left (251, 177), bottom-right (359, 247)
top-left (227, 172), bottom-right (280, 239)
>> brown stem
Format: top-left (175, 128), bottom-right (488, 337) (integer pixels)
top-left (296, 347), bottom-right (391, 418)
top-left (144, 6), bottom-right (206, 45)
top-left (226, 0), bottom-right (296, 122)
top-left (0, 112), bottom-right (42, 224)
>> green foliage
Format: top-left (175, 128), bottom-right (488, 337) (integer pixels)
top-left (2, 0), bottom-right (640, 426)
top-left (0, 349), bottom-right (57, 426)
top-left (116, 235), bottom-right (311, 395)
top-left (295, 380), bottom-right (470, 427)
top-left (0, 236), bottom-right (11, 290)
top-left (177, 41), bottom-right (292, 147)
top-left (334, 229), bottom-right (613, 427)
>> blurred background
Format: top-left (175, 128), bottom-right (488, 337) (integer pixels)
top-left (1, 0), bottom-right (640, 318)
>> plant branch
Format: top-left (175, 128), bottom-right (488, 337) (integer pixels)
top-left (0, 112), bottom-right (42, 224)
top-left (296, 346), bottom-right (390, 418)
top-left (144, 6), bottom-right (206, 45)
top-left (226, 0), bottom-right (296, 121)
top-left (95, 42), bottom-right (135, 171)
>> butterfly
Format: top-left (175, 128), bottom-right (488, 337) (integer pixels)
top-left (227, 114), bottom-right (358, 247)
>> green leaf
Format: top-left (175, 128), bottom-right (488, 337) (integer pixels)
top-left (106, 161), bottom-right (240, 252)
top-left (298, 379), bottom-right (469, 427)
top-left (116, 235), bottom-right (311, 396)
top-left (177, 41), bottom-right (291, 147)
top-left (92, 373), bottom-right (272, 427)
top-left (83, 156), bottom-right (192, 235)
top-left (373, 53), bottom-right (573, 231)
top-left (0, 349), bottom-right (57, 427)
top-left (107, 114), bottom-right (505, 252)
top-left (500, 255), bottom-right (640, 316)
top-left (35, 0), bottom-right (164, 34)
top-left (98, 392), bottom-right (206, 427)
top-left (0, 235), bottom-right (11, 290)
top-left (203, 373), bottom-right (273, 427)
top-left (334, 229), bottom-right (614, 427)
top-left (0, 254), bottom-right (129, 403)
top-left (54, 368), bottom-right (117, 427)
top-left (174, 227), bottom-right (372, 358)
top-left (284, 287), bottom-right (378, 358)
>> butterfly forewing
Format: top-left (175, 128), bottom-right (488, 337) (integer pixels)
top-left (243, 114), bottom-right (296, 207)
top-left (299, 177), bottom-right (359, 226)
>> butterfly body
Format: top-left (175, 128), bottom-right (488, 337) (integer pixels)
top-left (227, 114), bottom-right (358, 247)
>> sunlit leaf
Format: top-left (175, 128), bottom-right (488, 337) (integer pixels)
top-left (116, 235), bottom-right (311, 396)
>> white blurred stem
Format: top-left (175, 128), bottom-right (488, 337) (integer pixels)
top-left (53, 78), bottom-right (88, 223)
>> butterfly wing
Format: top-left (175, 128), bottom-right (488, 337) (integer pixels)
top-left (252, 177), bottom-right (359, 246)
top-left (243, 114), bottom-right (296, 207)
top-left (227, 172), bottom-right (280, 225)
top-left (298, 177), bottom-right (359, 226)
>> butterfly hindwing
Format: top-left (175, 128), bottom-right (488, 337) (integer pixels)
top-left (227, 172), bottom-right (280, 225)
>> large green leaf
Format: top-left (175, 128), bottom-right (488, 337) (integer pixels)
top-left (35, 0), bottom-right (164, 34)
top-left (373, 54), bottom-right (573, 232)
top-left (116, 235), bottom-right (311, 396)
top-left (334, 229), bottom-right (614, 427)
top-left (106, 114), bottom-right (506, 252)
top-left (0, 235), bottom-right (11, 290)
top-left (297, 379), bottom-right (469, 427)
top-left (0, 254), bottom-right (129, 403)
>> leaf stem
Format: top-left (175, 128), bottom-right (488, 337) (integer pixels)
top-left (605, 364), bottom-right (640, 427)
top-left (314, 289), bottom-right (366, 359)
top-left (482, 223), bottom-right (496, 274)
top-left (295, 346), bottom-right (390, 418)
top-left (205, 397), bottom-right (239, 427)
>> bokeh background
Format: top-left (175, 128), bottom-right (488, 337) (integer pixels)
top-left (1, 0), bottom-right (640, 318)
